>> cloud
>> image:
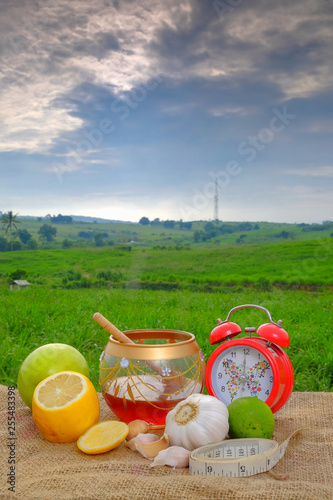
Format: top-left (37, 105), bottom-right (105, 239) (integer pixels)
top-left (0, 0), bottom-right (170, 154)
top-left (209, 106), bottom-right (249, 117)
top-left (220, 0), bottom-right (333, 99)
top-left (285, 166), bottom-right (333, 177)
top-left (1, 0), bottom-right (332, 156)
top-left (0, 0), bottom-right (332, 224)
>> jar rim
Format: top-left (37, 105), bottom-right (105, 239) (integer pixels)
top-left (104, 329), bottom-right (200, 360)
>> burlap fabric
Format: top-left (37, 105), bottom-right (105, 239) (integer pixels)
top-left (0, 386), bottom-right (332, 500)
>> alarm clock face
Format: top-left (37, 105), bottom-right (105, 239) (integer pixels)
top-left (207, 341), bottom-right (277, 406)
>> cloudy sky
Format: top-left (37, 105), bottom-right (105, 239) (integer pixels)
top-left (1, 0), bottom-right (332, 223)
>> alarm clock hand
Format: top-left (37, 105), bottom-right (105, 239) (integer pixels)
top-left (239, 356), bottom-right (248, 392)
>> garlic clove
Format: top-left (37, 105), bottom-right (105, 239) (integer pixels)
top-left (124, 433), bottom-right (159, 451)
top-left (127, 419), bottom-right (150, 439)
top-left (150, 446), bottom-right (190, 468)
top-left (135, 433), bottom-right (169, 459)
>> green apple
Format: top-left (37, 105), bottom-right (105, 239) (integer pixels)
top-left (17, 343), bottom-right (90, 408)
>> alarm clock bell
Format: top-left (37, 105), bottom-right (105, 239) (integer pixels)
top-left (210, 305), bottom-right (290, 348)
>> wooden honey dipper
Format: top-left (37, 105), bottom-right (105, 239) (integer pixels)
top-left (93, 312), bottom-right (137, 345)
top-left (93, 312), bottom-right (185, 388)
top-left (93, 312), bottom-right (163, 376)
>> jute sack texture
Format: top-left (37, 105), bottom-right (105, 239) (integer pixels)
top-left (0, 386), bottom-right (332, 500)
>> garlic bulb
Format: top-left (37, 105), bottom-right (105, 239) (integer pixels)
top-left (150, 446), bottom-right (190, 468)
top-left (165, 394), bottom-right (229, 451)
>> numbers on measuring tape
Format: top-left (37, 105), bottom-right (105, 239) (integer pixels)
top-left (190, 430), bottom-right (305, 477)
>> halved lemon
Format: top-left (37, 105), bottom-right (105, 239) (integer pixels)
top-left (77, 420), bottom-right (129, 454)
top-left (32, 371), bottom-right (100, 443)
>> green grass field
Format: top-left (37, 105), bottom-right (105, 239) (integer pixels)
top-left (0, 238), bottom-right (332, 290)
top-left (1, 220), bottom-right (332, 396)
top-left (1, 281), bottom-right (332, 393)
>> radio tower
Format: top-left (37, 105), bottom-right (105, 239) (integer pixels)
top-left (214, 179), bottom-right (219, 221)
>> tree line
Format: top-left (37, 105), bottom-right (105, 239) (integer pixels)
top-left (139, 217), bottom-right (192, 229)
top-left (0, 211), bottom-right (120, 251)
top-left (0, 211), bottom-right (64, 251)
top-left (47, 214), bottom-right (73, 224)
top-left (193, 221), bottom-right (260, 242)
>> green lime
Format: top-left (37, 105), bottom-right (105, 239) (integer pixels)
top-left (228, 397), bottom-right (275, 439)
top-left (17, 343), bottom-right (90, 409)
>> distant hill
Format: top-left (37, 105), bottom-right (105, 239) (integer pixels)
top-left (69, 215), bottom-right (137, 224)
top-left (17, 214), bottom-right (137, 224)
top-left (2, 215), bottom-right (332, 252)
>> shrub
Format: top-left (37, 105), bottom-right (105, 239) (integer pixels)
top-left (66, 270), bottom-right (82, 281)
top-left (96, 270), bottom-right (124, 283)
top-left (62, 238), bottom-right (72, 249)
top-left (26, 239), bottom-right (38, 250)
top-left (256, 277), bottom-right (272, 291)
top-left (9, 269), bottom-right (27, 281)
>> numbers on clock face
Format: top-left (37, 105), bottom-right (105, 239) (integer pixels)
top-left (211, 345), bottom-right (274, 404)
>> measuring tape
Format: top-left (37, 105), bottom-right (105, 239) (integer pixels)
top-left (189, 429), bottom-right (305, 477)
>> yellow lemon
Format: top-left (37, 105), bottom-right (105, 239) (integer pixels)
top-left (32, 371), bottom-right (100, 443)
top-left (77, 420), bottom-right (129, 454)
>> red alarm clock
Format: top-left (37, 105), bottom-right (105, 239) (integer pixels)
top-left (205, 304), bottom-right (294, 413)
